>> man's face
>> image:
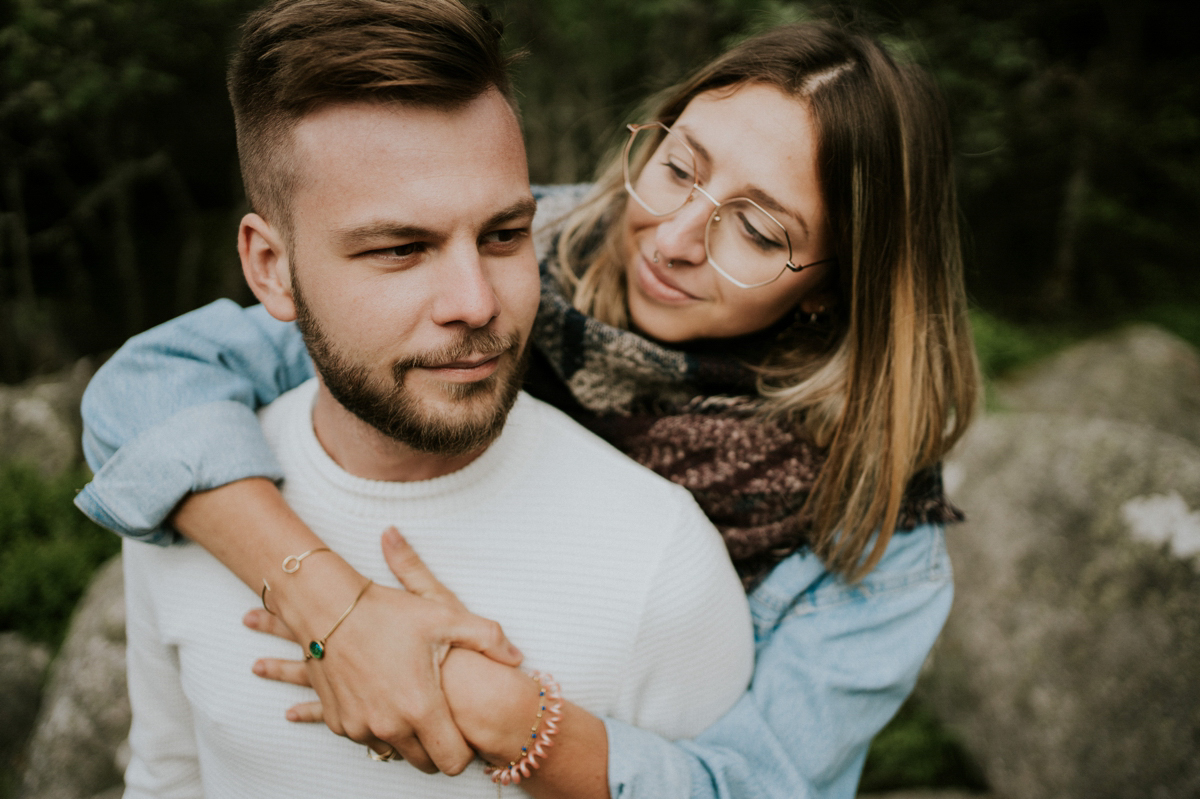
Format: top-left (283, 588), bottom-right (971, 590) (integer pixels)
top-left (284, 92), bottom-right (539, 456)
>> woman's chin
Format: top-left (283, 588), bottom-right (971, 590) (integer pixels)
top-left (627, 296), bottom-right (708, 344)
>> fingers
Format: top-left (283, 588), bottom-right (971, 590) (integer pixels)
top-left (283, 708), bottom-right (435, 775)
top-left (243, 608), bottom-right (299, 643)
top-left (380, 526), bottom-right (522, 666)
top-left (448, 614), bottom-right (523, 667)
top-left (252, 657), bottom-right (311, 687)
top-left (381, 527), bottom-right (461, 607)
top-left (390, 737), bottom-right (437, 774)
top-left (384, 697), bottom-right (475, 776)
top-left (286, 701), bottom-right (324, 723)
top-left (264, 650), bottom-right (464, 776)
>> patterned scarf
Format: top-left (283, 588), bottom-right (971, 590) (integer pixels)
top-left (526, 213), bottom-right (962, 590)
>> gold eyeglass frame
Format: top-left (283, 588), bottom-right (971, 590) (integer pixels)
top-left (622, 121), bottom-right (835, 289)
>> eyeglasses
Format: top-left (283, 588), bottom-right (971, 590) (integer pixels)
top-left (622, 121), bottom-right (835, 289)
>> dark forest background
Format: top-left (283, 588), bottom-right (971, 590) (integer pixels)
top-left (1, 0), bottom-right (1199, 384)
top-left (3, 3), bottom-right (1196, 792)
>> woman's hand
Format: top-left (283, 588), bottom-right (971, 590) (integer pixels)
top-left (243, 525), bottom-right (523, 773)
top-left (253, 528), bottom-right (610, 798)
top-left (250, 624), bottom-right (543, 766)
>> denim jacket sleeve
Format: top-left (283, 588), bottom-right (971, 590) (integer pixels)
top-left (604, 522), bottom-right (954, 799)
top-left (74, 299), bottom-right (313, 543)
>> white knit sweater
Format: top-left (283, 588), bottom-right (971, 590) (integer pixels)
top-left (123, 381), bottom-right (754, 798)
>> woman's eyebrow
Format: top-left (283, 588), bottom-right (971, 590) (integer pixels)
top-left (681, 131), bottom-right (714, 166)
top-left (743, 187), bottom-right (811, 240)
top-left (680, 130), bottom-right (811, 240)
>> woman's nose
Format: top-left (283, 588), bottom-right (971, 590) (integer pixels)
top-left (653, 194), bottom-right (712, 267)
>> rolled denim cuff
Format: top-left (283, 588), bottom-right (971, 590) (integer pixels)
top-left (74, 401), bottom-right (283, 544)
top-left (605, 717), bottom-right (693, 799)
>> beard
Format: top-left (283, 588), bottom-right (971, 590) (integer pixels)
top-left (292, 274), bottom-right (528, 457)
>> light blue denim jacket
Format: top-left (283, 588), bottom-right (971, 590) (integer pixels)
top-left (76, 299), bottom-right (953, 799)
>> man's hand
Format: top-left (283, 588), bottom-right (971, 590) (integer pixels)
top-left (245, 526), bottom-right (522, 774)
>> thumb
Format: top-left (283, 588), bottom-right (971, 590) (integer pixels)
top-left (381, 527), bottom-right (523, 667)
top-left (445, 613), bottom-right (524, 668)
top-left (381, 526), bottom-right (460, 605)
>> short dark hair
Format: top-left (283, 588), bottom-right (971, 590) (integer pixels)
top-left (228, 0), bottom-right (515, 235)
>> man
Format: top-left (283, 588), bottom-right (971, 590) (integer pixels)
top-left (117, 0), bottom-right (753, 795)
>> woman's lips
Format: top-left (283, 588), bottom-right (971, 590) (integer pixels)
top-left (634, 253), bottom-right (702, 304)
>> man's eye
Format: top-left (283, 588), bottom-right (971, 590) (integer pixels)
top-left (481, 228), bottom-right (529, 247)
top-left (377, 242), bottom-right (424, 258)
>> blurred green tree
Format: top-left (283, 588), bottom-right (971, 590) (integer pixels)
top-left (501, 0), bottom-right (1200, 324)
top-left (0, 0), bottom-right (1197, 366)
top-left (0, 0), bottom-right (258, 382)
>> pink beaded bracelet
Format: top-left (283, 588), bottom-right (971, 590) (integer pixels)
top-left (484, 671), bottom-right (563, 786)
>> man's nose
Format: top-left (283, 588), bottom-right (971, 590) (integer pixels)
top-left (653, 194), bottom-right (712, 267)
top-left (432, 247), bottom-right (501, 328)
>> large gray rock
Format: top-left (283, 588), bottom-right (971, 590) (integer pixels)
top-left (860, 792), bottom-right (990, 799)
top-left (0, 358), bottom-right (96, 476)
top-left (0, 633), bottom-right (51, 776)
top-left (994, 324), bottom-right (1200, 446)
top-left (19, 556), bottom-right (128, 799)
top-left (532, 182), bottom-right (591, 262)
top-left (927, 413), bottom-right (1200, 799)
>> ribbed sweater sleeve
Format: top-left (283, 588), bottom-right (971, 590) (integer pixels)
top-left (613, 492), bottom-right (754, 738)
top-left (122, 541), bottom-right (203, 799)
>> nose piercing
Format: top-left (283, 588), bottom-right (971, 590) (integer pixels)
top-left (652, 252), bottom-right (661, 264)
top-left (667, 261), bottom-right (675, 269)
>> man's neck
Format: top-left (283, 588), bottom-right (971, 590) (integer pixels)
top-left (310, 380), bottom-right (486, 482)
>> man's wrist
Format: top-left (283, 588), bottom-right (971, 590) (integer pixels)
top-left (442, 649), bottom-right (540, 764)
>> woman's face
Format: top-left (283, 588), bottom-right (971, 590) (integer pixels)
top-left (623, 82), bottom-right (834, 342)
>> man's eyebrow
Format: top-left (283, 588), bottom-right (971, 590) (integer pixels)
top-left (681, 130), bottom-right (811, 240)
top-left (332, 197), bottom-right (538, 250)
top-left (481, 196), bottom-right (538, 231)
top-left (333, 222), bottom-right (439, 250)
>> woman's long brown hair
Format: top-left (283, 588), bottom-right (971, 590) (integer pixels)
top-left (555, 22), bottom-right (980, 580)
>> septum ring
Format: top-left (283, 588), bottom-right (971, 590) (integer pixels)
top-left (651, 251), bottom-right (677, 269)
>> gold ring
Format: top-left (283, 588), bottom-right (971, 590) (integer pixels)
top-left (368, 746), bottom-right (400, 762)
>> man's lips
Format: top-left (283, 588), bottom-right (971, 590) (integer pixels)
top-left (419, 352), bottom-right (504, 381)
top-left (636, 252), bottom-right (702, 303)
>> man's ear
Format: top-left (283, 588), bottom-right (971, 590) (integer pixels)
top-left (238, 213), bottom-right (297, 322)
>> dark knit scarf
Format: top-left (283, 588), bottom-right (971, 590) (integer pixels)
top-left (527, 245), bottom-right (963, 591)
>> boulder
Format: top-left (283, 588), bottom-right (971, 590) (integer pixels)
top-left (859, 792), bottom-right (990, 799)
top-left (84, 789), bottom-right (123, 799)
top-left (0, 358), bottom-right (96, 476)
top-left (19, 556), bottom-right (128, 799)
top-left (532, 182), bottom-right (591, 261)
top-left (927, 413), bottom-right (1200, 799)
top-left (0, 633), bottom-right (52, 776)
top-left (993, 324), bottom-right (1200, 446)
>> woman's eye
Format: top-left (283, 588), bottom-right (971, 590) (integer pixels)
top-left (662, 159), bottom-right (693, 183)
top-left (739, 213), bottom-right (783, 250)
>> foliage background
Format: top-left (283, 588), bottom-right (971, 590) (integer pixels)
top-left (2, 0), bottom-right (1199, 385)
top-left (1, 0), bottom-right (1198, 792)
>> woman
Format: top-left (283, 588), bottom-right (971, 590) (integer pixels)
top-left (77, 20), bottom-right (977, 798)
